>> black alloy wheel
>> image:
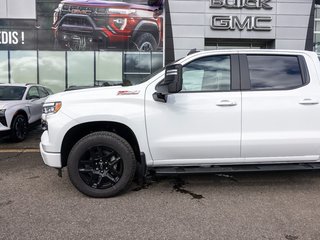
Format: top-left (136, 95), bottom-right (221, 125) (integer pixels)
top-left (10, 115), bottom-right (28, 142)
top-left (78, 146), bottom-right (123, 189)
top-left (67, 132), bottom-right (136, 198)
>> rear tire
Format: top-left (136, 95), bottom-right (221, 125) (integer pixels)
top-left (10, 115), bottom-right (28, 142)
top-left (67, 131), bottom-right (136, 198)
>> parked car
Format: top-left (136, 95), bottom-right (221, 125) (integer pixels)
top-left (41, 49), bottom-right (320, 198)
top-left (52, 0), bottom-right (163, 51)
top-left (0, 84), bottom-right (53, 142)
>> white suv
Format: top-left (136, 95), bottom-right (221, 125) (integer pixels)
top-left (0, 83), bottom-right (53, 141)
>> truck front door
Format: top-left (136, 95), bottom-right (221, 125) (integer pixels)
top-left (145, 54), bottom-right (242, 165)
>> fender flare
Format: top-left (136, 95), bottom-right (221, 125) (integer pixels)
top-left (131, 20), bottom-right (160, 44)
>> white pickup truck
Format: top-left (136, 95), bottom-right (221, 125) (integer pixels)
top-left (41, 49), bottom-right (320, 197)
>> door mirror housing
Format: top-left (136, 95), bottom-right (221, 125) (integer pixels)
top-left (153, 64), bottom-right (183, 102)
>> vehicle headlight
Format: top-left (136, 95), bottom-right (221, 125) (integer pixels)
top-left (113, 18), bottom-right (127, 30)
top-left (43, 102), bottom-right (62, 114)
top-left (0, 109), bottom-right (5, 116)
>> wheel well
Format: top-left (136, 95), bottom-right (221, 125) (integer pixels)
top-left (133, 22), bottom-right (159, 43)
top-left (11, 110), bottom-right (28, 127)
top-left (60, 122), bottom-right (141, 168)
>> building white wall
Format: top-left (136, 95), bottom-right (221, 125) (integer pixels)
top-left (168, 0), bottom-right (313, 59)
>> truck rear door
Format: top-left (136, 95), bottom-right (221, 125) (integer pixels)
top-left (241, 53), bottom-right (320, 162)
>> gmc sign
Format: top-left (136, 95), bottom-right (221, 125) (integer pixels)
top-left (210, 0), bottom-right (272, 9)
top-left (211, 16), bottom-right (272, 31)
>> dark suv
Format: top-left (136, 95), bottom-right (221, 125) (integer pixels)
top-left (52, 0), bottom-right (163, 51)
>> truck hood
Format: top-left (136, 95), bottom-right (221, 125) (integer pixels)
top-left (61, 0), bottom-right (161, 10)
top-left (0, 100), bottom-right (24, 110)
top-left (46, 85), bottom-right (143, 104)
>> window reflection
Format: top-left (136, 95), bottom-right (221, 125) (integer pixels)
top-left (248, 55), bottom-right (303, 90)
top-left (124, 52), bottom-right (152, 85)
top-left (0, 51), bottom-right (8, 83)
top-left (96, 51), bottom-right (122, 86)
top-left (67, 51), bottom-right (94, 88)
top-left (182, 55), bottom-right (231, 92)
top-left (39, 51), bottom-right (65, 93)
top-left (0, 50), bottom-right (163, 91)
top-left (10, 51), bottom-right (37, 84)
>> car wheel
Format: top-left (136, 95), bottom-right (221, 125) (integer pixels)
top-left (67, 131), bottom-right (137, 198)
top-left (10, 114), bottom-right (28, 142)
top-left (135, 33), bottom-right (157, 52)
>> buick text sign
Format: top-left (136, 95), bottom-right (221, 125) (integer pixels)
top-left (210, 0), bottom-right (273, 31)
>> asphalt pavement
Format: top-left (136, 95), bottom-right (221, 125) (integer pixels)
top-left (0, 125), bottom-right (41, 150)
top-left (1, 129), bottom-right (320, 239)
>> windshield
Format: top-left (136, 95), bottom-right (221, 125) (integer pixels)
top-left (0, 86), bottom-right (26, 101)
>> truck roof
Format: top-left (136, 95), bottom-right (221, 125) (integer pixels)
top-left (181, 49), bottom-right (318, 63)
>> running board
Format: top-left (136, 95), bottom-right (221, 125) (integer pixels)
top-left (151, 163), bottom-right (320, 175)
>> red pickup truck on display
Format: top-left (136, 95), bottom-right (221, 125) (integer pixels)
top-left (52, 0), bottom-right (163, 51)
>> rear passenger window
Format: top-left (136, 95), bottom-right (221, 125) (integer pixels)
top-left (247, 55), bottom-right (304, 90)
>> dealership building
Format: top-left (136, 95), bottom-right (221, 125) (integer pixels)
top-left (0, 0), bottom-right (319, 92)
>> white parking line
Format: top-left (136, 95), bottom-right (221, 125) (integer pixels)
top-left (0, 149), bottom-right (40, 153)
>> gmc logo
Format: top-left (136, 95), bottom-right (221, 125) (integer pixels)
top-left (71, 9), bottom-right (91, 14)
top-left (211, 16), bottom-right (272, 31)
top-left (210, 0), bottom-right (272, 10)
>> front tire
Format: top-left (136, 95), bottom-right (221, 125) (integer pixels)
top-left (67, 132), bottom-right (136, 198)
top-left (135, 33), bottom-right (157, 52)
top-left (10, 115), bottom-right (28, 142)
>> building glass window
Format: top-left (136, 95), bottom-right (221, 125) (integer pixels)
top-left (96, 52), bottom-right (122, 86)
top-left (67, 51), bottom-right (94, 88)
top-left (205, 39), bottom-right (274, 50)
top-left (0, 50), bottom-right (163, 91)
top-left (39, 51), bottom-right (65, 93)
top-left (314, 5), bottom-right (320, 56)
top-left (0, 51), bottom-right (8, 83)
top-left (10, 51), bottom-right (37, 84)
top-left (123, 52), bottom-right (152, 86)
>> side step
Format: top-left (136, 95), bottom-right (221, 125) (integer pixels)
top-left (152, 163), bottom-right (320, 175)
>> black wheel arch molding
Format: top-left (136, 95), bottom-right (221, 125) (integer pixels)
top-left (60, 121), bottom-right (143, 168)
top-left (11, 109), bottom-right (29, 128)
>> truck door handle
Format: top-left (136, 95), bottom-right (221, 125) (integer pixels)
top-left (216, 100), bottom-right (237, 107)
top-left (299, 99), bottom-right (319, 105)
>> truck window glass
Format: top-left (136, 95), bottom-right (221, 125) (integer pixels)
top-left (247, 55), bottom-right (303, 90)
top-left (182, 55), bottom-right (231, 92)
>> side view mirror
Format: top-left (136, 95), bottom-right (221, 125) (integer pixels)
top-left (153, 64), bottom-right (183, 102)
top-left (27, 95), bottom-right (40, 101)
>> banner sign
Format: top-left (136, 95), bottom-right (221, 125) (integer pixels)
top-left (0, 0), bottom-right (164, 51)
